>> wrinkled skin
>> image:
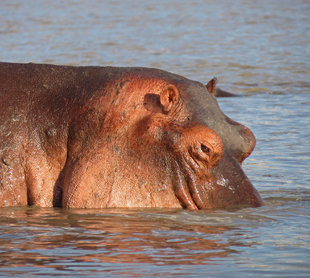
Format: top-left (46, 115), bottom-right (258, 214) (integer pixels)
top-left (0, 62), bottom-right (262, 209)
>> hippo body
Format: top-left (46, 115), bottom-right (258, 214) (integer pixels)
top-left (0, 62), bottom-right (262, 209)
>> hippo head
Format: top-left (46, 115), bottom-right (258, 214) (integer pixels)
top-left (134, 73), bottom-right (262, 210)
top-left (63, 68), bottom-right (262, 209)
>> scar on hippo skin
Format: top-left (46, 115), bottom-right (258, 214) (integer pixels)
top-left (45, 128), bottom-right (57, 137)
top-left (115, 80), bottom-right (131, 96)
top-left (2, 156), bottom-right (12, 167)
top-left (206, 77), bottom-right (236, 97)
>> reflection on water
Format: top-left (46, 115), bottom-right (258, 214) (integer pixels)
top-left (0, 208), bottom-right (232, 266)
top-left (0, 200), bottom-right (309, 277)
top-left (0, 0), bottom-right (310, 276)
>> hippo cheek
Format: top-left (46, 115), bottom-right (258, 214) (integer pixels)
top-left (172, 158), bottom-right (210, 210)
top-left (169, 124), bottom-right (225, 210)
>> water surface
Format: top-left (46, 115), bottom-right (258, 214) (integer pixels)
top-left (0, 0), bottom-right (309, 277)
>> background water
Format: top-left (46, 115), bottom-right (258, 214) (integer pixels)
top-left (0, 0), bottom-right (309, 277)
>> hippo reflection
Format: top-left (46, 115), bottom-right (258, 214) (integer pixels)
top-left (0, 62), bottom-right (262, 209)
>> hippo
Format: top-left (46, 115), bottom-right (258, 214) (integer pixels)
top-left (0, 62), bottom-right (262, 209)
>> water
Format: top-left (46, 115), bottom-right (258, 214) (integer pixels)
top-left (0, 0), bottom-right (309, 277)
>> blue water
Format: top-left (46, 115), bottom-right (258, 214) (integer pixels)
top-left (0, 0), bottom-right (309, 277)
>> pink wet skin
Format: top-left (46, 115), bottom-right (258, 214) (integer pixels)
top-left (0, 62), bottom-right (262, 209)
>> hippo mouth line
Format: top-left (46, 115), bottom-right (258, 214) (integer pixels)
top-left (172, 155), bottom-right (212, 210)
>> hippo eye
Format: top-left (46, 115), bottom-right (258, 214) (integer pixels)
top-left (201, 144), bottom-right (210, 154)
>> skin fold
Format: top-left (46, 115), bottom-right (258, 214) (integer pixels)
top-left (0, 62), bottom-right (262, 209)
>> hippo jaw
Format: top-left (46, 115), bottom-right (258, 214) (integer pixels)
top-left (171, 147), bottom-right (263, 210)
top-left (187, 156), bottom-right (262, 210)
top-left (166, 124), bottom-right (262, 210)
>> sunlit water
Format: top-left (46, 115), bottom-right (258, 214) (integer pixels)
top-left (0, 0), bottom-right (309, 277)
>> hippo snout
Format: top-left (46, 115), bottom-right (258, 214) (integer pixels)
top-left (211, 152), bottom-right (263, 208)
top-left (202, 120), bottom-right (261, 209)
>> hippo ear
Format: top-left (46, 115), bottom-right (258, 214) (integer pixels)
top-left (206, 77), bottom-right (217, 96)
top-left (160, 84), bottom-right (179, 113)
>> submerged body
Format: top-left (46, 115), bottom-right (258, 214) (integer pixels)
top-left (0, 62), bottom-right (262, 209)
